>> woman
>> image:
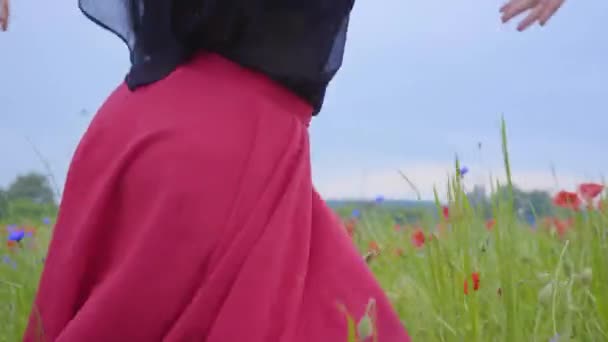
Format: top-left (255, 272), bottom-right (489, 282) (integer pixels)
top-left (1, 0), bottom-right (563, 341)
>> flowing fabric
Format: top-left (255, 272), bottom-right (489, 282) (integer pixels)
top-left (78, 0), bottom-right (354, 114)
top-left (24, 53), bottom-right (409, 341)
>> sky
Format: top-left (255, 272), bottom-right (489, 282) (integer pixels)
top-left (1, 0), bottom-right (607, 200)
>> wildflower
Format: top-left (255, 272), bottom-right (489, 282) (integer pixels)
top-left (442, 206), bottom-right (449, 219)
top-left (351, 209), bottom-right (361, 219)
top-left (485, 218), bottom-right (496, 231)
top-left (411, 229), bottom-right (425, 248)
top-left (375, 195), bottom-right (385, 204)
top-left (8, 230), bottom-right (25, 242)
top-left (578, 183), bottom-right (604, 201)
top-left (551, 218), bottom-right (573, 238)
top-left (471, 272), bottom-right (480, 291)
top-left (368, 241), bottom-right (380, 254)
top-left (2, 255), bottom-right (16, 269)
top-left (459, 166), bottom-right (469, 177)
top-left (24, 226), bottom-right (36, 237)
top-left (6, 240), bottom-right (17, 248)
top-left (344, 219), bottom-right (356, 238)
top-left (464, 273), bottom-right (480, 295)
top-left (553, 190), bottom-right (581, 210)
top-left (42, 217), bottom-right (52, 225)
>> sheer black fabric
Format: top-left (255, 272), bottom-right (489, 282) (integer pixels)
top-left (78, 0), bottom-right (355, 114)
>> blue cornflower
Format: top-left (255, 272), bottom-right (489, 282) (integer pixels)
top-left (2, 255), bottom-right (16, 269)
top-left (8, 230), bottom-right (25, 242)
top-left (459, 166), bottom-right (469, 177)
top-left (375, 195), bottom-right (385, 204)
top-left (43, 217), bottom-right (51, 225)
top-left (351, 209), bottom-right (361, 219)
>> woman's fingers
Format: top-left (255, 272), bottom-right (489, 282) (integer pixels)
top-left (501, 0), bottom-right (564, 30)
top-left (501, 0), bottom-right (538, 23)
top-left (517, 5), bottom-right (543, 31)
top-left (0, 0), bottom-right (8, 31)
top-left (539, 0), bottom-right (565, 26)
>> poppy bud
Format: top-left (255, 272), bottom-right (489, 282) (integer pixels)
top-left (538, 282), bottom-right (554, 306)
top-left (575, 267), bottom-right (593, 286)
top-left (357, 313), bottom-right (373, 340)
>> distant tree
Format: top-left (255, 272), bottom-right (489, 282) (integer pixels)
top-left (0, 188), bottom-right (8, 218)
top-left (7, 198), bottom-right (51, 219)
top-left (467, 185), bottom-right (493, 219)
top-left (6, 172), bottom-right (56, 205)
top-left (490, 185), bottom-right (553, 221)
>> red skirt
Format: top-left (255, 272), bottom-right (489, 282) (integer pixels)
top-left (24, 53), bottom-right (410, 342)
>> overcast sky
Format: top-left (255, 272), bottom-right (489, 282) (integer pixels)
top-left (1, 0), bottom-right (606, 200)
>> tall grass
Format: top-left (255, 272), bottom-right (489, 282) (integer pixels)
top-left (347, 118), bottom-right (608, 341)
top-left (1, 119), bottom-right (607, 341)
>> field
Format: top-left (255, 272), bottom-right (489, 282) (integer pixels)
top-left (1, 123), bottom-right (607, 342)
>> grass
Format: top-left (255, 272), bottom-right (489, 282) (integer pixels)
top-left (1, 119), bottom-right (607, 341)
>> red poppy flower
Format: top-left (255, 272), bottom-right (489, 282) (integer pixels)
top-left (368, 240), bottom-right (380, 254)
top-left (464, 273), bottom-right (480, 295)
top-left (551, 217), bottom-right (573, 237)
top-left (6, 240), bottom-right (17, 248)
top-left (411, 229), bottom-right (425, 248)
top-left (344, 219), bottom-right (356, 238)
top-left (485, 219), bottom-right (495, 231)
top-left (471, 272), bottom-right (480, 291)
top-left (553, 190), bottom-right (581, 210)
top-left (442, 206), bottom-right (449, 219)
top-left (540, 217), bottom-right (553, 230)
top-left (578, 183), bottom-right (604, 201)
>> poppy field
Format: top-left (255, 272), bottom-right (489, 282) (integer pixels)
top-left (2, 122), bottom-right (608, 342)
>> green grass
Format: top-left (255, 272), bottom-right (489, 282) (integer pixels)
top-left (2, 119), bottom-right (608, 341)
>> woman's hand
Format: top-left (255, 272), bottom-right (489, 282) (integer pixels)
top-left (0, 0), bottom-right (9, 31)
top-left (500, 0), bottom-right (565, 31)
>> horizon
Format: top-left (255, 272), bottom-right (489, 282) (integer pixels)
top-left (1, 1), bottom-right (607, 201)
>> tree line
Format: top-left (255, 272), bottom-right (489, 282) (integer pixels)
top-left (0, 172), bottom-right (57, 220)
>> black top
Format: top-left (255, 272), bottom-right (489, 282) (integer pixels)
top-left (79, 0), bottom-right (355, 114)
